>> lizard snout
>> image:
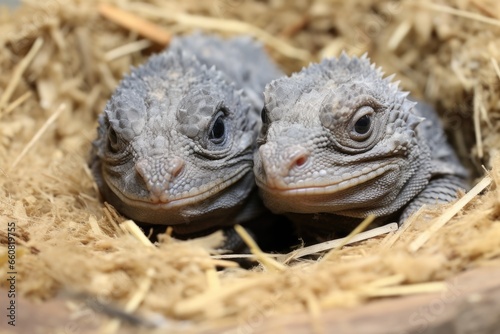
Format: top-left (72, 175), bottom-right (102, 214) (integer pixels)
top-left (258, 143), bottom-right (310, 188)
top-left (135, 157), bottom-right (185, 203)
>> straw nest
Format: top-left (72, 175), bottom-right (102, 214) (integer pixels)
top-left (1, 0), bottom-right (500, 333)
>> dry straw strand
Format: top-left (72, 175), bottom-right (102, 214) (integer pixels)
top-left (388, 21), bottom-right (412, 51)
top-left (360, 281), bottom-right (446, 297)
top-left (473, 85), bottom-right (484, 158)
top-left (321, 215), bottom-right (376, 262)
top-left (121, 220), bottom-right (155, 248)
top-left (234, 224), bottom-right (286, 272)
top-left (123, 2), bottom-right (311, 61)
top-left (409, 175), bottom-right (493, 252)
top-left (0, 38), bottom-right (44, 112)
top-left (105, 39), bottom-right (153, 62)
top-left (2, 91), bottom-right (32, 117)
top-left (203, 268), bottom-right (224, 319)
top-left (470, 0), bottom-right (499, 18)
top-left (279, 222), bottom-right (397, 263)
top-left (10, 103), bottom-right (66, 170)
top-left (103, 203), bottom-right (124, 236)
top-left (379, 205), bottom-right (427, 251)
top-left (304, 290), bottom-right (325, 334)
top-left (364, 274), bottom-right (406, 289)
top-left (491, 58), bottom-right (500, 81)
top-left (88, 215), bottom-right (103, 236)
top-left (418, 2), bottom-right (500, 27)
top-left (173, 276), bottom-right (276, 317)
top-left (100, 268), bottom-right (155, 334)
top-left (98, 3), bottom-right (172, 46)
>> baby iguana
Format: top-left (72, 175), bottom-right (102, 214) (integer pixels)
top-left (254, 54), bottom-right (468, 241)
top-left (90, 34), bottom-right (282, 241)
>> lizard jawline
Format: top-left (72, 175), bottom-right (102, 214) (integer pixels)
top-left (258, 165), bottom-right (392, 197)
top-left (106, 166), bottom-right (252, 211)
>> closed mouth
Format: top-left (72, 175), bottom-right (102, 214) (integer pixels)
top-left (256, 163), bottom-right (393, 196)
top-left (106, 165), bottom-right (252, 210)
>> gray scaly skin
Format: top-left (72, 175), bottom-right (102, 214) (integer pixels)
top-left (90, 34), bottom-right (282, 240)
top-left (254, 54), bottom-right (468, 241)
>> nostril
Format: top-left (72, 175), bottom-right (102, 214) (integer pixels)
top-left (289, 147), bottom-right (310, 170)
top-left (170, 157), bottom-right (185, 179)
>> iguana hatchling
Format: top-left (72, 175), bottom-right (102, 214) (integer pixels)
top-left (254, 54), bottom-right (468, 241)
top-left (90, 34), bottom-right (282, 240)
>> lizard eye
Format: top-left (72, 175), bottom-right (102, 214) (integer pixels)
top-left (107, 127), bottom-right (120, 152)
top-left (349, 107), bottom-right (374, 141)
top-left (208, 114), bottom-right (226, 145)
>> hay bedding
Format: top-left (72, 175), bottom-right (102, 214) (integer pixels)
top-left (1, 0), bottom-right (500, 332)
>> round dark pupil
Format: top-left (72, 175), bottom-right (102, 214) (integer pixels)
top-left (354, 115), bottom-right (371, 134)
top-left (211, 116), bottom-right (225, 140)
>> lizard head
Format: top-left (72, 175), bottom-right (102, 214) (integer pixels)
top-left (91, 50), bottom-right (259, 227)
top-left (255, 54), bottom-right (427, 218)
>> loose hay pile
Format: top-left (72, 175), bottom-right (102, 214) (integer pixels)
top-left (1, 0), bottom-right (500, 332)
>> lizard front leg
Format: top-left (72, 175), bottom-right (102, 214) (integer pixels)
top-left (399, 175), bottom-right (468, 224)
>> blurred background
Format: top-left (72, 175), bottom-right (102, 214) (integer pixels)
top-left (1, 0), bottom-right (18, 7)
